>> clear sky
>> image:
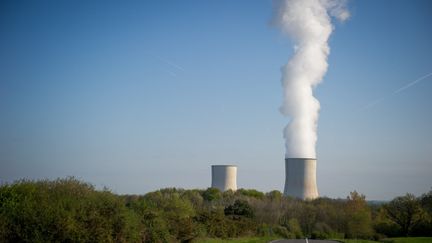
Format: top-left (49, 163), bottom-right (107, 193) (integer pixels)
top-left (1, 0), bottom-right (431, 200)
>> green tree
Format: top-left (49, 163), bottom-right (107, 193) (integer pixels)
top-left (141, 210), bottom-right (171, 243)
top-left (266, 190), bottom-right (283, 201)
top-left (196, 208), bottom-right (228, 238)
top-left (142, 189), bottom-right (197, 242)
top-left (373, 207), bottom-right (402, 237)
top-left (384, 193), bottom-right (423, 236)
top-left (420, 189), bottom-right (432, 215)
top-left (345, 191), bottom-right (373, 239)
top-left (414, 189), bottom-right (432, 236)
top-left (0, 178), bottom-right (140, 243)
top-left (202, 188), bottom-right (222, 202)
top-left (224, 200), bottom-right (255, 219)
top-left (181, 190), bottom-right (204, 209)
top-left (287, 218), bottom-right (303, 238)
top-left (236, 189), bottom-right (265, 199)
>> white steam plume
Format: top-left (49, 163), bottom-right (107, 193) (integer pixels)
top-left (273, 0), bottom-right (349, 158)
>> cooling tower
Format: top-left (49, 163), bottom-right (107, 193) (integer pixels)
top-left (283, 158), bottom-right (319, 200)
top-left (211, 165), bottom-right (237, 191)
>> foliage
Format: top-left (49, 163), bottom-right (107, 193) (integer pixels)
top-left (339, 238), bottom-right (432, 243)
top-left (286, 218), bottom-right (303, 238)
top-left (385, 237), bottom-right (432, 243)
top-left (1, 178), bottom-right (432, 242)
top-left (195, 236), bottom-right (278, 243)
top-left (345, 191), bottom-right (374, 239)
top-left (0, 178), bottom-right (139, 243)
top-left (338, 240), bottom-right (380, 243)
top-left (225, 200), bottom-right (254, 219)
top-left (266, 190), bottom-right (283, 201)
top-left (383, 194), bottom-right (424, 236)
top-left (202, 187), bottom-right (222, 202)
top-left (235, 189), bottom-right (265, 200)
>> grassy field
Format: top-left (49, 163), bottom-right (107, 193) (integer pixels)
top-left (384, 238), bottom-right (432, 243)
top-left (196, 238), bottom-right (432, 243)
top-left (337, 240), bottom-right (380, 243)
top-left (338, 237), bottom-right (432, 243)
top-left (195, 237), bottom-right (432, 243)
top-left (194, 236), bottom-right (278, 243)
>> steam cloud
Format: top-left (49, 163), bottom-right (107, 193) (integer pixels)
top-left (273, 0), bottom-right (349, 158)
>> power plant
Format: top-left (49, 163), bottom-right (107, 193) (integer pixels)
top-left (283, 158), bottom-right (319, 200)
top-left (211, 165), bottom-right (237, 191)
top-left (272, 0), bottom-right (348, 200)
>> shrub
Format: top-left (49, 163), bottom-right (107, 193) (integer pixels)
top-left (202, 188), bottom-right (222, 202)
top-left (0, 178), bottom-right (140, 243)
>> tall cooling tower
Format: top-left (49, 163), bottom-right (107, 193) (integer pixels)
top-left (211, 165), bottom-right (237, 191)
top-left (283, 158), bottom-right (319, 200)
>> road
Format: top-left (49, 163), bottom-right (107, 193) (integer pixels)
top-left (270, 239), bottom-right (340, 243)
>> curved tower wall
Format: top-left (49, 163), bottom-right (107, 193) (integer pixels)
top-left (211, 165), bottom-right (237, 191)
top-left (283, 158), bottom-right (319, 200)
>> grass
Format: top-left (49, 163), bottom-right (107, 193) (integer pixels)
top-left (384, 238), bottom-right (432, 243)
top-left (196, 237), bottom-right (432, 243)
top-left (195, 236), bottom-right (278, 243)
top-left (336, 240), bottom-right (380, 243)
top-left (337, 237), bottom-right (432, 243)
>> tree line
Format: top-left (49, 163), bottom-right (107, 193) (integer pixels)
top-left (0, 177), bottom-right (431, 242)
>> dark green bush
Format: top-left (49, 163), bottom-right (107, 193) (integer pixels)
top-left (0, 178), bottom-right (139, 243)
top-left (236, 189), bottom-right (265, 200)
top-left (202, 188), bottom-right (222, 202)
top-left (224, 200), bottom-right (254, 219)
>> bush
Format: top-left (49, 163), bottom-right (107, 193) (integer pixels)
top-left (266, 190), bottom-right (283, 201)
top-left (374, 221), bottom-right (402, 237)
top-left (311, 231), bottom-right (328, 239)
top-left (224, 200), bottom-right (255, 219)
top-left (2, 178), bottom-right (432, 241)
top-left (0, 178), bottom-right (140, 243)
top-left (236, 189), bottom-right (265, 200)
top-left (286, 218), bottom-right (303, 239)
top-left (202, 188), bottom-right (222, 202)
top-left (272, 225), bottom-right (292, 238)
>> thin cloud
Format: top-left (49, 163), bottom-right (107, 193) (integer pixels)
top-left (362, 71), bottom-right (432, 110)
top-left (167, 70), bottom-right (177, 77)
top-left (393, 72), bottom-right (432, 94)
top-left (153, 55), bottom-right (185, 72)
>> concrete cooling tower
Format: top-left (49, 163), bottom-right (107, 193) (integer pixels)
top-left (283, 158), bottom-right (319, 200)
top-left (211, 165), bottom-right (237, 191)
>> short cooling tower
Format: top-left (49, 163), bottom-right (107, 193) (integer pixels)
top-left (283, 158), bottom-right (319, 200)
top-left (211, 165), bottom-right (237, 191)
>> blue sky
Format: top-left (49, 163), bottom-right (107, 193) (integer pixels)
top-left (1, 0), bottom-right (431, 200)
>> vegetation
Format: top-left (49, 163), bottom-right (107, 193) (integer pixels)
top-left (339, 238), bottom-right (432, 243)
top-left (384, 237), bottom-right (432, 243)
top-left (0, 177), bottom-right (431, 242)
top-left (197, 236), bottom-right (277, 243)
top-left (337, 240), bottom-right (380, 243)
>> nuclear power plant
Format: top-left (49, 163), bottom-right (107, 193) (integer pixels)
top-left (283, 158), bottom-right (319, 200)
top-left (211, 165), bottom-right (237, 191)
